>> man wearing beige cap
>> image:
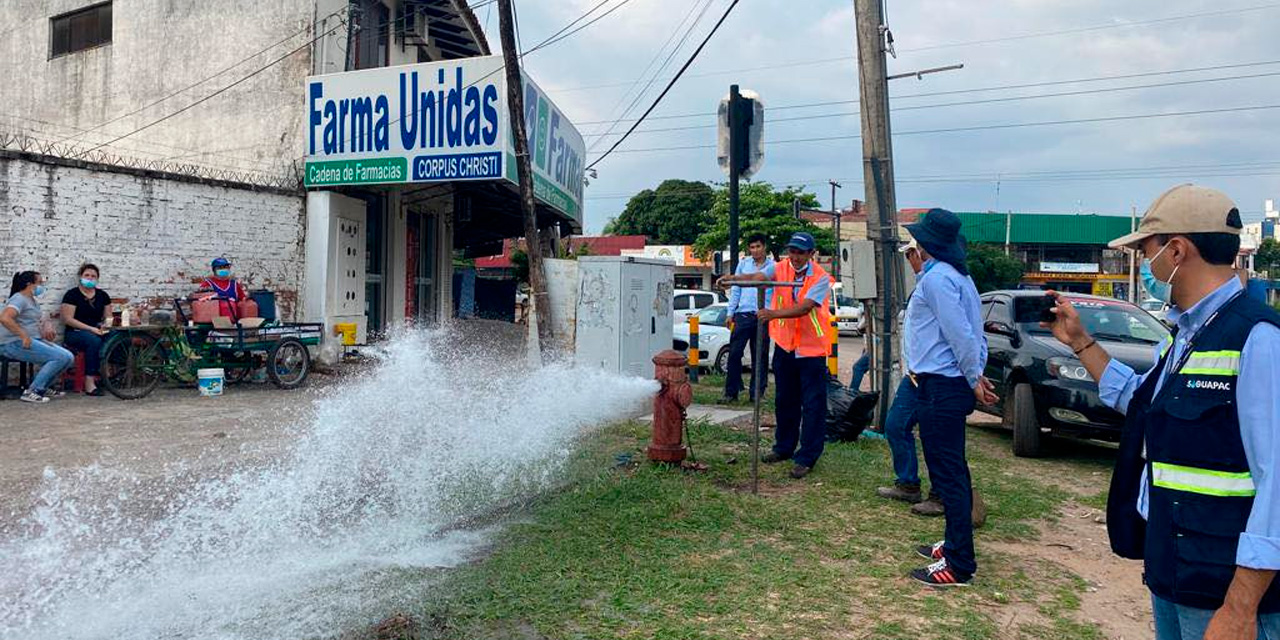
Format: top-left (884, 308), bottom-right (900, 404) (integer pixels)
top-left (1047, 185), bottom-right (1280, 639)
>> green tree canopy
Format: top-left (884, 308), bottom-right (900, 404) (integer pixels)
top-left (603, 179), bottom-right (715, 244)
top-left (1256, 237), bottom-right (1280, 278)
top-left (965, 243), bottom-right (1026, 293)
top-left (692, 182), bottom-right (832, 259)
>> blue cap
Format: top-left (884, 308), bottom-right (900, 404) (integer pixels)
top-left (211, 257), bottom-right (231, 269)
top-left (785, 232), bottom-right (816, 252)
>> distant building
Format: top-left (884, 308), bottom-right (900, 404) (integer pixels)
top-left (1242, 199), bottom-right (1279, 251)
top-left (618, 245), bottom-right (715, 290)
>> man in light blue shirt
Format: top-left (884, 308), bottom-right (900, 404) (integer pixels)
top-left (722, 234), bottom-right (774, 403)
top-left (1047, 184), bottom-right (1280, 640)
top-left (899, 209), bottom-right (997, 589)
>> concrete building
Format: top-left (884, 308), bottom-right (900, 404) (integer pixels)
top-left (0, 0), bottom-right (583, 360)
top-left (1242, 199), bottom-right (1279, 251)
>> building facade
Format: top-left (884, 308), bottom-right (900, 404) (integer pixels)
top-left (0, 0), bottom-right (579, 360)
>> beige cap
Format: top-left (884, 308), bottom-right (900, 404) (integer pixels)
top-left (898, 238), bottom-right (918, 253)
top-left (1108, 184), bottom-right (1243, 249)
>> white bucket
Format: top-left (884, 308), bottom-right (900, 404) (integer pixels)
top-left (197, 368), bottom-right (225, 397)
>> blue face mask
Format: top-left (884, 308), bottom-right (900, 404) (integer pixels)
top-left (80, 278), bottom-right (97, 289)
top-left (33, 285), bottom-right (46, 297)
top-left (1139, 260), bottom-right (1170, 304)
top-left (215, 269), bottom-right (231, 278)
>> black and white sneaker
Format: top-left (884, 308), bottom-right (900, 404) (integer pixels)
top-left (915, 540), bottom-right (945, 561)
top-left (20, 390), bottom-right (50, 404)
top-left (910, 559), bottom-right (971, 588)
top-left (41, 388), bottom-right (66, 399)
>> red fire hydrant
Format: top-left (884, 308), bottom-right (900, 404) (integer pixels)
top-left (648, 350), bottom-right (693, 463)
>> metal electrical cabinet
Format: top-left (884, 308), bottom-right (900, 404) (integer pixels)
top-left (574, 256), bottom-right (675, 378)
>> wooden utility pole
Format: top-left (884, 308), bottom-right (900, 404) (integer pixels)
top-left (497, 0), bottom-right (554, 357)
top-left (854, 0), bottom-right (900, 424)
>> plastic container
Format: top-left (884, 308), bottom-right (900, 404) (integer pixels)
top-left (197, 368), bottom-right (225, 396)
top-left (249, 290), bottom-right (277, 322)
top-left (191, 297), bottom-right (221, 324)
top-left (237, 298), bottom-right (259, 321)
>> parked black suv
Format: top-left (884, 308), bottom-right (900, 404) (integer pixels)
top-left (977, 291), bottom-right (1170, 457)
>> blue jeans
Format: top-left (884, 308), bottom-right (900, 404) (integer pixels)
top-left (1, 339), bottom-right (74, 393)
top-left (772, 347), bottom-right (828, 467)
top-left (724, 313), bottom-right (769, 400)
top-left (917, 374), bottom-right (977, 577)
top-left (885, 376), bottom-right (921, 486)
top-left (1152, 593), bottom-right (1280, 640)
top-left (851, 351), bottom-right (870, 391)
top-left (63, 329), bottom-right (103, 376)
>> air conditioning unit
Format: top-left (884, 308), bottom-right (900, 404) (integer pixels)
top-left (397, 1), bottom-right (428, 47)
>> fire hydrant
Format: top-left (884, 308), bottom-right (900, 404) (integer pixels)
top-left (648, 350), bottom-right (693, 463)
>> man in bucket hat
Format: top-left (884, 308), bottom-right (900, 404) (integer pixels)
top-left (1047, 185), bottom-right (1280, 639)
top-left (717, 231), bottom-right (833, 479)
top-left (900, 209), bottom-right (997, 588)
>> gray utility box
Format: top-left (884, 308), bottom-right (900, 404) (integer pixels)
top-left (574, 256), bottom-right (675, 379)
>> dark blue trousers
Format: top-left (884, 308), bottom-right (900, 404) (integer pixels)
top-left (772, 347), bottom-right (827, 467)
top-left (724, 313), bottom-right (769, 400)
top-left (63, 328), bottom-right (104, 376)
top-left (885, 376), bottom-right (921, 486)
top-left (916, 374), bottom-right (977, 577)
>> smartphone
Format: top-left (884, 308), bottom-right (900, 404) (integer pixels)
top-left (1034, 294), bottom-right (1058, 324)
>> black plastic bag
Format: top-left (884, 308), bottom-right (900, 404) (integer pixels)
top-left (825, 377), bottom-right (880, 442)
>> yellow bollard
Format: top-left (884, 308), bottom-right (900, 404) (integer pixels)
top-left (688, 315), bottom-right (700, 383)
top-left (827, 316), bottom-right (839, 377)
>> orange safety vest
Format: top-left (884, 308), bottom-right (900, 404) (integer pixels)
top-left (769, 259), bottom-right (832, 357)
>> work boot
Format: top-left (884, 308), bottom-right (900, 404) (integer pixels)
top-left (876, 483), bottom-right (923, 504)
top-left (717, 395), bottom-right (738, 405)
top-left (911, 493), bottom-right (945, 517)
top-left (789, 464), bottom-right (812, 479)
top-left (761, 452), bottom-right (789, 464)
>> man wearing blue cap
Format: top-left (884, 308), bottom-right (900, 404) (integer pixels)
top-left (717, 232), bottom-right (832, 479)
top-left (901, 209), bottom-right (997, 588)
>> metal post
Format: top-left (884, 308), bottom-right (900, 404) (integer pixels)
top-left (688, 315), bottom-right (700, 383)
top-left (1129, 205), bottom-right (1138, 302)
top-left (855, 0), bottom-right (900, 426)
top-left (830, 180), bottom-right (842, 283)
top-left (728, 84), bottom-right (743, 279)
top-left (752, 287), bottom-right (765, 495)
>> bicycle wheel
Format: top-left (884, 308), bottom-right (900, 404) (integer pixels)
top-left (102, 333), bottom-right (168, 400)
top-left (267, 338), bottom-right (310, 389)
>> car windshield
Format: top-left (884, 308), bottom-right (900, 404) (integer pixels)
top-left (696, 305), bottom-right (728, 326)
top-left (836, 295), bottom-right (858, 308)
top-left (1017, 297), bottom-right (1168, 344)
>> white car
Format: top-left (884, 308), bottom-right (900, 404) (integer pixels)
top-left (832, 294), bottom-right (864, 336)
top-left (673, 289), bottom-right (723, 323)
top-left (672, 303), bottom-right (752, 373)
top-left (1139, 298), bottom-right (1167, 314)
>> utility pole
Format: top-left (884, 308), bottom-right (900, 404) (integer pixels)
top-left (854, 0), bottom-right (899, 425)
top-left (1129, 204), bottom-right (1138, 302)
top-left (829, 180), bottom-right (842, 283)
top-left (497, 0), bottom-right (554, 358)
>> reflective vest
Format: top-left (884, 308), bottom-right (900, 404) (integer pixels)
top-left (1106, 293), bottom-right (1280, 612)
top-left (769, 259), bottom-right (832, 358)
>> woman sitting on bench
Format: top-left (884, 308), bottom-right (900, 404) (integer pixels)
top-left (60, 263), bottom-right (110, 397)
top-left (0, 271), bottom-right (73, 404)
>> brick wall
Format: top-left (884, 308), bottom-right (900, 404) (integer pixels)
top-left (0, 154), bottom-right (305, 320)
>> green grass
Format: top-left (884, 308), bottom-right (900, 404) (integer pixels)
top-left (689, 373), bottom-right (776, 413)
top-left (431, 421), bottom-right (1104, 640)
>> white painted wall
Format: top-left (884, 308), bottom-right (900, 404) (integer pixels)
top-left (0, 154), bottom-right (304, 317)
top-left (304, 190), bottom-right (368, 362)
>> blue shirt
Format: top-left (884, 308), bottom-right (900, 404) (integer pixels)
top-left (903, 259), bottom-right (987, 388)
top-left (761, 260), bottom-right (830, 307)
top-left (727, 256), bottom-right (774, 315)
top-left (1099, 276), bottom-right (1280, 570)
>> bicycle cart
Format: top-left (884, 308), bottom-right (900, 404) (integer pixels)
top-left (99, 298), bottom-right (323, 400)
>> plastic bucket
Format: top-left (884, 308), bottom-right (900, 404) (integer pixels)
top-left (197, 368), bottom-right (225, 397)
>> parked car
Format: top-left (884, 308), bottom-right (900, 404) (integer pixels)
top-left (672, 303), bottom-right (752, 373)
top-left (977, 291), bottom-right (1169, 458)
top-left (673, 289), bottom-right (723, 323)
top-left (1139, 298), bottom-right (1167, 313)
top-left (832, 294), bottom-right (864, 336)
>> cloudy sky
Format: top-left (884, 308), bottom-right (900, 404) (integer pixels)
top-left (476, 0), bottom-right (1280, 233)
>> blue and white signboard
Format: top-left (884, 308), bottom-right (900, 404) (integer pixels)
top-left (304, 55), bottom-right (585, 223)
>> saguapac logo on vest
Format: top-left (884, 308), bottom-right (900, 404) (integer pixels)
top-left (1187, 379), bottom-right (1232, 392)
top-left (303, 56), bottom-right (586, 223)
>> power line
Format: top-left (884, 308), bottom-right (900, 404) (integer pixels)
top-left (583, 68), bottom-right (1280, 138)
top-left (586, 0), bottom-right (740, 171)
top-left (56, 7), bottom-right (347, 147)
top-left (594, 103), bottom-right (1280, 155)
top-left (528, 0), bottom-right (641, 53)
top-left (575, 58), bottom-right (1280, 127)
top-left (586, 0), bottom-right (718, 154)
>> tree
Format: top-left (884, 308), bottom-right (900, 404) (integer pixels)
top-left (1256, 238), bottom-right (1280, 278)
top-left (692, 182), bottom-right (833, 258)
top-left (603, 179), bottom-right (715, 244)
top-left (965, 243), bottom-right (1025, 293)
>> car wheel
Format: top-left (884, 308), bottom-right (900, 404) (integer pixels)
top-left (715, 347), bottom-right (730, 374)
top-left (1008, 382), bottom-right (1045, 458)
